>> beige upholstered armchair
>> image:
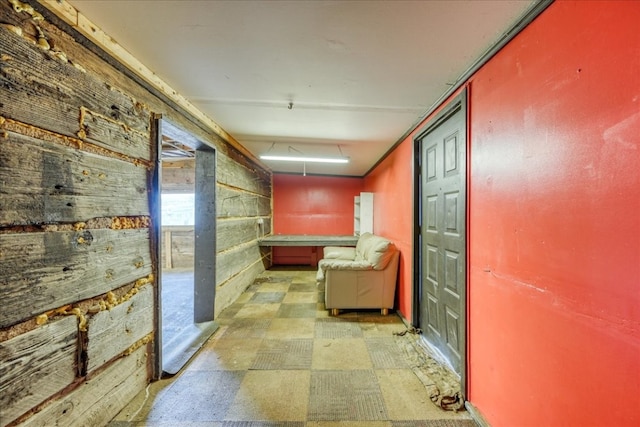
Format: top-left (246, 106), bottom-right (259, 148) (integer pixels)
top-left (316, 233), bottom-right (399, 316)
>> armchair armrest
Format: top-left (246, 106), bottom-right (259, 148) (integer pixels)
top-left (316, 258), bottom-right (372, 281)
top-left (319, 259), bottom-right (372, 271)
top-left (323, 246), bottom-right (356, 260)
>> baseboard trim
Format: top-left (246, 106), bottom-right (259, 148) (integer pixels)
top-left (465, 401), bottom-right (491, 427)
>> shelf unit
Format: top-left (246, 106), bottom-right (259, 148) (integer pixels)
top-left (354, 192), bottom-right (374, 236)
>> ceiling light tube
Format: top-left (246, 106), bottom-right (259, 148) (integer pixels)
top-left (259, 155), bottom-right (349, 164)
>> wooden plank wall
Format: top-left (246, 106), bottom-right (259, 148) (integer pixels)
top-left (0, 317), bottom-right (77, 425)
top-left (161, 156), bottom-right (271, 317)
top-left (0, 1), bottom-right (272, 425)
top-left (161, 160), bottom-right (195, 194)
top-left (160, 161), bottom-right (195, 269)
top-left (214, 156), bottom-right (272, 316)
top-left (162, 226), bottom-right (195, 269)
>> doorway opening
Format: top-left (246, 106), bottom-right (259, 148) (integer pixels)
top-left (413, 90), bottom-right (468, 397)
top-left (152, 118), bottom-right (218, 377)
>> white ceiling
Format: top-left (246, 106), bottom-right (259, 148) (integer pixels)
top-left (69, 0), bottom-right (535, 176)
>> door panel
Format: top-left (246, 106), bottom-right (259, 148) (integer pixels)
top-left (416, 96), bottom-right (466, 376)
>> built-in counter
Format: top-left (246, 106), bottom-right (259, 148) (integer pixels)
top-left (258, 234), bottom-right (359, 267)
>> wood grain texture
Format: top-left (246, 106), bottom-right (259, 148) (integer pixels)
top-left (216, 243), bottom-right (264, 286)
top-left (0, 2), bottom-right (274, 425)
top-left (86, 285), bottom-right (154, 373)
top-left (217, 186), bottom-right (271, 219)
top-left (0, 130), bottom-right (149, 226)
top-left (215, 257), bottom-right (267, 317)
top-left (169, 230), bottom-right (195, 269)
top-left (19, 345), bottom-right (149, 427)
top-left (161, 164), bottom-right (195, 194)
top-left (0, 228), bottom-right (152, 328)
top-left (0, 316), bottom-right (77, 427)
top-left (217, 218), bottom-right (271, 253)
top-left (80, 107), bottom-right (150, 160)
top-left (218, 153), bottom-right (271, 197)
top-left (41, 0), bottom-right (269, 170)
top-left (0, 23), bottom-right (151, 160)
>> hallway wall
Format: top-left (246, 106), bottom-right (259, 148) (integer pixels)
top-left (467, 2), bottom-right (639, 425)
top-left (366, 1), bottom-right (640, 426)
top-left (0, 1), bottom-right (271, 425)
top-left (363, 140), bottom-right (414, 320)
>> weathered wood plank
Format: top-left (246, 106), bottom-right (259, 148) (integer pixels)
top-left (42, 1), bottom-right (267, 169)
top-left (0, 316), bottom-right (77, 427)
top-left (0, 129), bottom-right (149, 226)
top-left (19, 345), bottom-right (149, 427)
top-left (161, 154), bottom-right (271, 198)
top-left (0, 23), bottom-right (151, 160)
top-left (80, 107), bottom-right (150, 159)
top-left (161, 163), bottom-right (195, 194)
top-left (3, 2), bottom-right (271, 179)
top-left (86, 285), bottom-right (154, 373)
top-left (216, 243), bottom-right (263, 286)
top-left (217, 153), bottom-right (271, 197)
top-left (0, 2), bottom-right (274, 425)
top-left (170, 230), bottom-right (195, 269)
top-left (217, 218), bottom-right (271, 252)
top-left (162, 229), bottom-right (173, 269)
top-left (215, 257), bottom-right (266, 317)
top-left (32, 2), bottom-right (231, 167)
top-left (217, 186), bottom-right (270, 219)
top-left (162, 159), bottom-right (196, 169)
top-left (0, 228), bottom-right (152, 328)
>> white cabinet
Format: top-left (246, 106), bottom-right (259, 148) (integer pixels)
top-left (354, 192), bottom-right (373, 236)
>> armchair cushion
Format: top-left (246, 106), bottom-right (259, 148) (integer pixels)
top-left (354, 232), bottom-right (374, 261)
top-left (323, 246), bottom-right (356, 260)
top-left (364, 236), bottom-right (394, 270)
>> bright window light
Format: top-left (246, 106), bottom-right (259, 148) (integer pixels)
top-left (161, 193), bottom-right (194, 226)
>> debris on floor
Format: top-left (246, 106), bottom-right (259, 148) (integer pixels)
top-left (394, 328), bottom-right (465, 412)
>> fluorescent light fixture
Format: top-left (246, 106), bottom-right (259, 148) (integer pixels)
top-left (260, 155), bottom-right (349, 164)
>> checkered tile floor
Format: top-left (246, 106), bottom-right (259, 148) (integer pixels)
top-left (109, 267), bottom-right (475, 426)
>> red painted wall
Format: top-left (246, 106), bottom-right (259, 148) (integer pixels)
top-left (364, 96), bottom-right (464, 322)
top-left (272, 174), bottom-right (363, 264)
top-left (365, 1), bottom-right (640, 426)
top-left (467, 2), bottom-right (640, 425)
top-left (364, 136), bottom-right (414, 320)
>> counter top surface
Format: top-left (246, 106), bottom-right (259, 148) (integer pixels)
top-left (258, 234), bottom-right (359, 247)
